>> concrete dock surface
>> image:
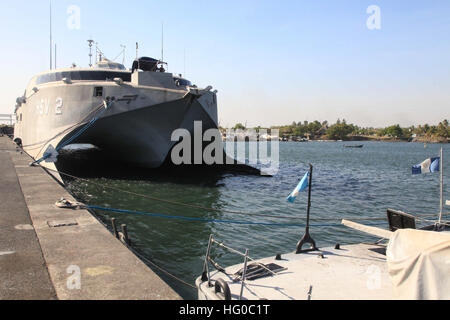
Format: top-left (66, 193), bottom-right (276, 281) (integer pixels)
top-left (0, 135), bottom-right (181, 300)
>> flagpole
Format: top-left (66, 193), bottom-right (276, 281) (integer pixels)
top-left (296, 164), bottom-right (318, 254)
top-left (439, 147), bottom-right (443, 224)
top-left (306, 164), bottom-right (313, 231)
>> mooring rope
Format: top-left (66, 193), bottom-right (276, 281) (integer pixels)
top-left (41, 165), bottom-right (450, 224)
top-left (31, 101), bottom-right (110, 165)
top-left (83, 203), bottom-right (197, 290)
top-left (23, 102), bottom-right (107, 152)
top-left (126, 244), bottom-right (197, 290)
top-left (88, 205), bottom-right (388, 228)
top-left (56, 101), bottom-right (109, 151)
top-left (42, 167), bottom-right (395, 222)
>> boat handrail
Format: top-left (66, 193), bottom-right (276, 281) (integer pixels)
top-left (201, 234), bottom-right (285, 300)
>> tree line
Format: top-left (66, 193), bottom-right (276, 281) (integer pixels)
top-left (226, 119), bottom-right (449, 141)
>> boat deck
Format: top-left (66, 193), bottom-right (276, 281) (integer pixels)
top-left (197, 243), bottom-right (394, 300)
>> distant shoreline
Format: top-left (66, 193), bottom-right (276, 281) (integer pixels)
top-left (226, 119), bottom-right (449, 144)
top-left (288, 136), bottom-right (449, 144)
top-left (3, 124), bottom-right (448, 144)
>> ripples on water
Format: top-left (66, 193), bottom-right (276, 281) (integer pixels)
top-left (64, 142), bottom-right (449, 299)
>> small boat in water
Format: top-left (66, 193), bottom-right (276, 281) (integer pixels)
top-left (344, 145), bottom-right (364, 148)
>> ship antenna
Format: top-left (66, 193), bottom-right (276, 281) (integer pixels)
top-left (54, 43), bottom-right (57, 69)
top-left (88, 39), bottom-right (94, 67)
top-left (49, 1), bottom-right (53, 70)
top-left (136, 42), bottom-right (139, 60)
top-left (121, 45), bottom-right (126, 65)
top-left (161, 22), bottom-right (164, 63)
top-left (95, 42), bottom-right (106, 62)
top-left (95, 42), bottom-right (98, 63)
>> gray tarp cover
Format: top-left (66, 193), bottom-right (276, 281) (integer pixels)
top-left (387, 229), bottom-right (450, 300)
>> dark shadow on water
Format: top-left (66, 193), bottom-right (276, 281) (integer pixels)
top-left (56, 148), bottom-right (264, 186)
top-left (55, 147), bottom-right (272, 300)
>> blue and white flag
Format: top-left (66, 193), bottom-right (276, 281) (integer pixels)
top-left (412, 157), bottom-right (440, 175)
top-left (287, 172), bottom-right (309, 203)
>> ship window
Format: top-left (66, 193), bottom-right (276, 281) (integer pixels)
top-left (173, 78), bottom-right (192, 87)
top-left (36, 71), bottom-right (132, 85)
top-left (94, 87), bottom-right (103, 97)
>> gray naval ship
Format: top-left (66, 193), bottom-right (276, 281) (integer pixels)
top-left (13, 50), bottom-right (218, 172)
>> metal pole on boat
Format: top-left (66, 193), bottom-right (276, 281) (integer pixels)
top-left (306, 164), bottom-right (313, 230)
top-left (201, 235), bottom-right (214, 287)
top-left (439, 147), bottom-right (444, 224)
top-left (296, 164), bottom-right (318, 254)
top-left (239, 249), bottom-right (249, 301)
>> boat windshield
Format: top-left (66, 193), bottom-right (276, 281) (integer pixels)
top-left (173, 77), bottom-right (192, 87)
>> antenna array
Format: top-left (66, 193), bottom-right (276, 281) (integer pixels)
top-left (88, 40), bottom-right (95, 67)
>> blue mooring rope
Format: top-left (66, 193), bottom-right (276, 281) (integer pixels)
top-left (88, 205), bottom-right (388, 228)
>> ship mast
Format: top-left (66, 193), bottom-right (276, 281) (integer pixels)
top-left (49, 1), bottom-right (53, 70)
top-left (161, 22), bottom-right (164, 63)
top-left (121, 45), bottom-right (126, 65)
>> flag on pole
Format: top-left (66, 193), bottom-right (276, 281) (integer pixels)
top-left (287, 171), bottom-right (309, 203)
top-left (412, 157), bottom-right (440, 175)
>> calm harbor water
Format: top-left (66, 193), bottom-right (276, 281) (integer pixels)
top-left (64, 141), bottom-right (449, 299)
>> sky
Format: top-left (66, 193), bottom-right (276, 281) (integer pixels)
top-left (0, 0), bottom-right (449, 128)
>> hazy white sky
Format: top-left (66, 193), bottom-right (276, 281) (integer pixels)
top-left (1, 0), bottom-right (449, 128)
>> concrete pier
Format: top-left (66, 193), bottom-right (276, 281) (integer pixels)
top-left (0, 135), bottom-right (181, 300)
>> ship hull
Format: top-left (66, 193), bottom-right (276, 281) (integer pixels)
top-left (14, 80), bottom-right (218, 169)
top-left (63, 95), bottom-right (218, 168)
